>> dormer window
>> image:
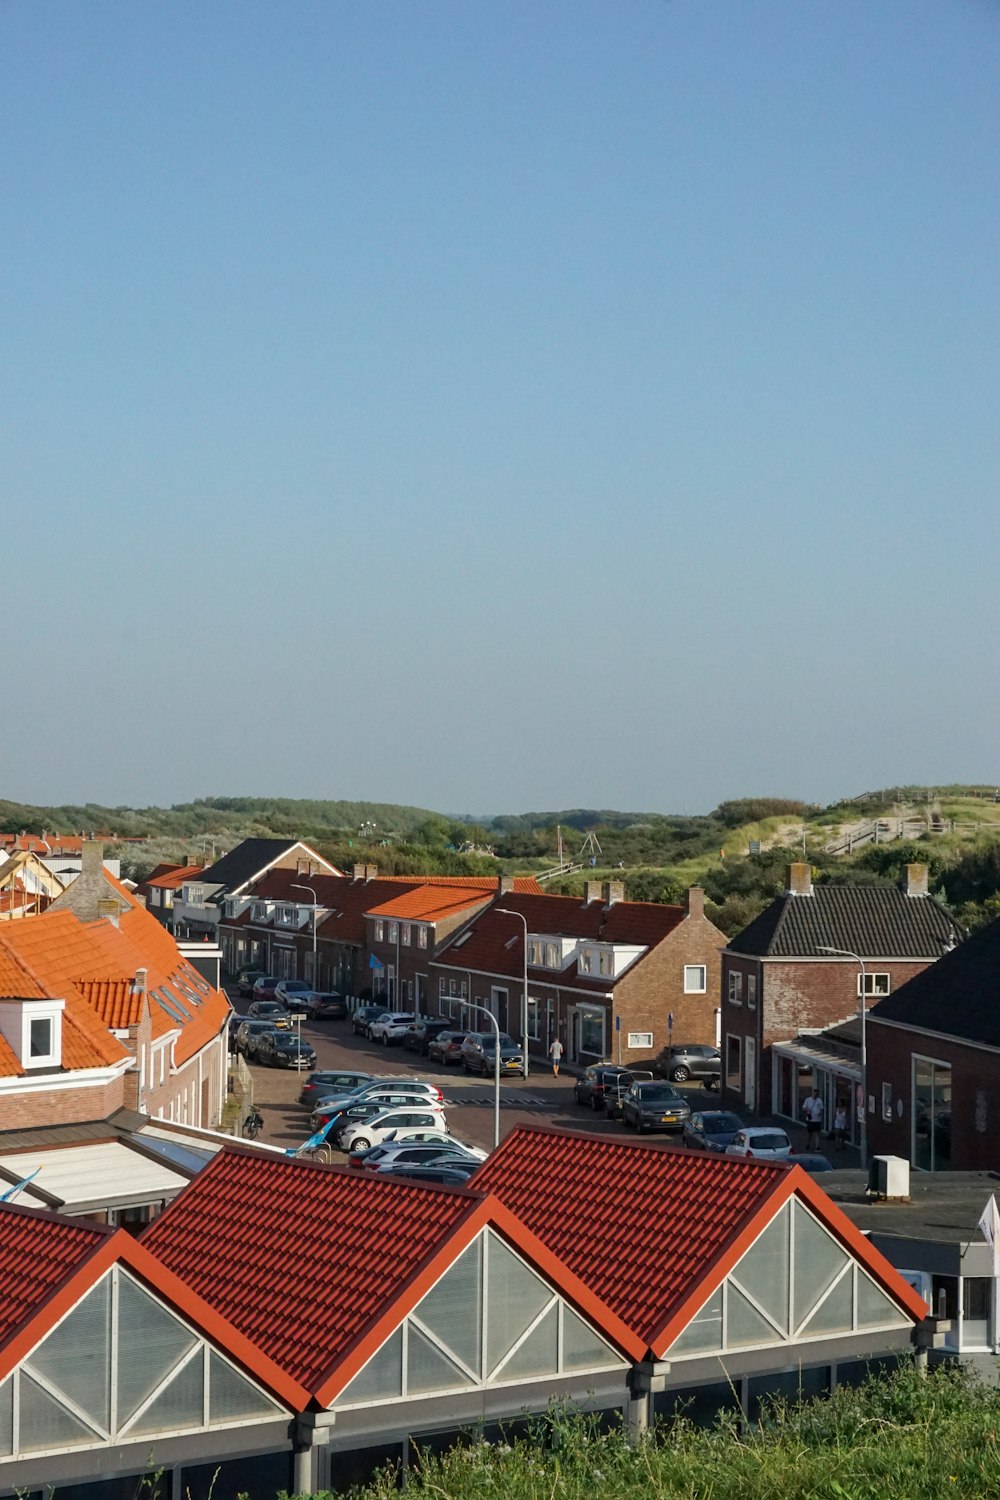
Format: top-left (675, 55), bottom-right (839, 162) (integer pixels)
top-left (251, 902), bottom-right (270, 923)
top-left (528, 941), bottom-right (542, 965)
top-left (185, 885), bottom-right (204, 908)
top-left (0, 998), bottom-right (63, 1070)
top-left (30, 1017), bottom-right (53, 1060)
top-left (544, 943), bottom-right (559, 967)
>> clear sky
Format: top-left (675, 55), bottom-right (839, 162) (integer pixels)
top-left (3, 1), bottom-right (997, 817)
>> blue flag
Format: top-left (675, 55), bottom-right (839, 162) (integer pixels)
top-left (368, 954), bottom-right (384, 970)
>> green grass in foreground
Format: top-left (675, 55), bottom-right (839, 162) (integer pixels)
top-left (286, 1363), bottom-right (1000, 1500)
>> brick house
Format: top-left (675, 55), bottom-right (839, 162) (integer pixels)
top-left (430, 882), bottom-right (726, 1069)
top-left (170, 838), bottom-right (344, 944)
top-left (137, 860), bottom-right (206, 931)
top-left (0, 860), bottom-right (230, 1132)
top-left (866, 916), bottom-right (1000, 1173)
top-left (721, 862), bottom-right (959, 1142)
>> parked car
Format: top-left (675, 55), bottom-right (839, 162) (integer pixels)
top-left (311, 1092), bottom-right (438, 1135)
top-left (575, 1065), bottom-right (631, 1111)
top-left (653, 1044), bottom-right (722, 1085)
top-left (350, 1141), bottom-right (485, 1172)
top-left (274, 980), bottom-right (324, 1013)
top-left (298, 1069), bottom-right (375, 1109)
top-left (234, 1020), bottom-right (281, 1061)
top-left (312, 1076), bottom-right (444, 1115)
top-left (334, 1107), bottom-right (449, 1153)
top-left (236, 968), bottom-right (267, 998)
top-left (724, 1127), bottom-right (793, 1161)
top-left (602, 1071), bottom-right (655, 1120)
top-left (369, 1012), bottom-right (418, 1046)
top-left (460, 1032), bottom-right (524, 1077)
top-left (792, 1152), bottom-right (835, 1173)
top-left (403, 1018), bottom-right (451, 1054)
top-left (304, 993), bottom-right (348, 1021)
top-left (247, 999), bottom-right (292, 1029)
top-left (353, 1005), bottom-right (391, 1038)
top-left (376, 1162), bottom-right (477, 1186)
top-left (310, 1082), bottom-right (444, 1131)
top-left (622, 1081), bottom-right (691, 1134)
top-left (348, 1127), bottom-right (483, 1166)
top-left (256, 1031), bottom-right (316, 1069)
top-left (427, 1030), bottom-right (467, 1066)
top-left (682, 1110), bottom-right (745, 1153)
top-left (250, 976), bottom-right (281, 1004)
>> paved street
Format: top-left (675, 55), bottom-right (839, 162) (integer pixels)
top-left (231, 1000), bottom-right (718, 1158)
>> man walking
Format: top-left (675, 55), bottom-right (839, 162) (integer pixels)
top-left (548, 1035), bottom-right (564, 1077)
top-left (803, 1090), bottom-right (824, 1152)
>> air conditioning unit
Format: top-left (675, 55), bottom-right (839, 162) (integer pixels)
top-left (869, 1154), bottom-right (910, 1200)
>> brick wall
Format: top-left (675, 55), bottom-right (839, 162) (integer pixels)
top-left (611, 908), bottom-right (727, 1066)
top-left (722, 954), bottom-right (938, 1115)
top-left (867, 1021), bottom-right (1000, 1172)
top-left (0, 1076), bottom-right (127, 1131)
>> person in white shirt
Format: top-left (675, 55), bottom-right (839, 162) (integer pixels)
top-left (548, 1037), bottom-right (564, 1077)
top-left (803, 1091), bottom-right (824, 1151)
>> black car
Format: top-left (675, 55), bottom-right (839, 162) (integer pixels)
top-left (602, 1071), bottom-right (655, 1120)
top-left (236, 968), bottom-right (267, 998)
top-left (653, 1044), bottom-right (722, 1085)
top-left (353, 1005), bottom-right (390, 1037)
top-left (376, 1162), bottom-right (477, 1186)
top-left (682, 1110), bottom-right (745, 1152)
top-left (460, 1032), bottom-right (524, 1077)
top-left (576, 1065), bottom-right (656, 1113)
top-left (622, 1081), bottom-right (691, 1134)
top-left (306, 993), bottom-right (349, 1021)
top-left (403, 1018), bottom-right (451, 1054)
top-left (235, 1020), bottom-right (281, 1062)
top-left (298, 1069), bottom-right (376, 1109)
top-left (247, 999), bottom-right (292, 1030)
top-left (256, 1032), bottom-right (317, 1069)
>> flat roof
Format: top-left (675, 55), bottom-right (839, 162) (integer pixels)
top-left (821, 1167), bottom-right (1000, 1246)
top-left (0, 1140), bottom-right (190, 1213)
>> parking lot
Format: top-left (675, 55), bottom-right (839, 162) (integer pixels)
top-left (229, 997), bottom-right (727, 1159)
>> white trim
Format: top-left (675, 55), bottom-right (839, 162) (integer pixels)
top-left (869, 1015), bottom-right (1000, 1057)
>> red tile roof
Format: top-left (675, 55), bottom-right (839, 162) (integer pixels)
top-left (77, 978), bottom-right (143, 1029)
top-left (435, 892), bottom-right (686, 983)
top-left (381, 875), bottom-right (544, 894)
top-left (366, 888), bottom-right (491, 922)
top-left (140, 863), bottom-right (206, 892)
top-left (141, 1147), bottom-right (484, 1391)
top-left (0, 1201), bottom-right (111, 1347)
top-left (471, 1126), bottom-right (927, 1352)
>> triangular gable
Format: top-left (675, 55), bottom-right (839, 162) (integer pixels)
top-left (329, 1223), bottom-right (631, 1412)
top-left (652, 1166), bottom-right (927, 1358)
top-left (315, 1195), bottom-right (644, 1407)
top-left (0, 1224), bottom-right (308, 1412)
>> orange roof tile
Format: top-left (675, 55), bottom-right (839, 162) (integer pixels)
top-left (142, 864), bottom-right (206, 892)
top-left (0, 1202), bottom-right (111, 1346)
top-left (77, 979), bottom-right (144, 1029)
top-left (366, 888), bottom-right (491, 922)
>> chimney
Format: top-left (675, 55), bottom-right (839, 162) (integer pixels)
top-left (353, 863), bottom-right (366, 883)
top-left (498, 875), bottom-right (516, 896)
top-left (685, 886), bottom-right (705, 919)
top-left (132, 968), bottom-right (147, 996)
top-left (603, 880), bottom-right (625, 907)
top-left (51, 840), bottom-right (118, 922)
top-left (365, 864), bottom-right (378, 882)
top-left (584, 880), bottom-right (603, 905)
top-left (788, 862), bottom-right (813, 896)
top-left (904, 863), bottom-right (929, 897)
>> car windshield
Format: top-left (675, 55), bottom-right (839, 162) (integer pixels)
top-left (638, 1085), bottom-right (682, 1101)
top-left (750, 1134), bottom-right (789, 1150)
top-left (283, 982), bottom-right (310, 993)
top-left (482, 1035), bottom-right (516, 1049)
top-left (703, 1114), bottom-right (743, 1133)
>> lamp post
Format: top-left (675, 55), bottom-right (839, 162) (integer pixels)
top-left (464, 1000), bottom-right (503, 1149)
top-left (496, 907), bottom-right (529, 1080)
top-left (817, 945), bottom-right (867, 1169)
top-left (291, 883), bottom-right (319, 987)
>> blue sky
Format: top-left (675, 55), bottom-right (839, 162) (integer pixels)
top-left (3, 1), bottom-right (997, 816)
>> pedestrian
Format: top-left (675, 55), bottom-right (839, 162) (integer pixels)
top-left (833, 1101), bottom-right (848, 1150)
top-left (548, 1036), bottom-right (564, 1077)
top-left (803, 1090), bottom-right (824, 1152)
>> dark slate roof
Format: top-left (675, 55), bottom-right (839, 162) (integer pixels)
top-left (868, 916), bottom-right (1000, 1049)
top-left (198, 839), bottom-right (299, 894)
top-left (728, 885), bottom-right (959, 960)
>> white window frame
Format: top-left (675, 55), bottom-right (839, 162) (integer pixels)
top-left (417, 926), bottom-right (428, 949)
top-left (728, 971), bottom-right (743, 1006)
top-left (400, 923), bottom-right (411, 946)
top-left (859, 973), bottom-right (891, 997)
top-left (684, 965), bottom-right (707, 994)
top-left (374, 920), bottom-right (384, 941)
top-left (747, 974), bottom-right (757, 1010)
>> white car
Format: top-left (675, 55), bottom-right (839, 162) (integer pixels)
top-left (335, 1107), bottom-right (449, 1153)
top-left (368, 1012), bottom-right (417, 1044)
top-left (724, 1127), bottom-right (793, 1161)
top-left (363, 1128), bottom-right (486, 1161)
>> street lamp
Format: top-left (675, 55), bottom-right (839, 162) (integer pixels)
top-left (817, 945), bottom-right (867, 1169)
top-left (496, 907), bottom-right (530, 1080)
top-left (464, 999), bottom-right (503, 1149)
top-left (291, 883), bottom-right (319, 986)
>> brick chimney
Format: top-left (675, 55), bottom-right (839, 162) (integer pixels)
top-left (685, 886), bottom-right (705, 919)
top-left (583, 880), bottom-right (603, 905)
top-left (365, 864), bottom-right (378, 882)
top-left (904, 863), bottom-right (929, 897)
top-left (51, 840), bottom-right (118, 922)
top-left (352, 863), bottom-right (366, 882)
top-left (132, 967), bottom-right (147, 997)
top-left (788, 862), bottom-right (813, 896)
top-left (498, 874), bottom-right (516, 895)
top-left (603, 880), bottom-right (625, 907)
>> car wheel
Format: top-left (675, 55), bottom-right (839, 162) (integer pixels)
top-left (463, 1061), bottom-right (471, 1074)
top-left (670, 1065), bottom-right (690, 1083)
top-left (349, 1136), bottom-right (371, 1152)
top-left (382, 1035), bottom-right (389, 1047)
